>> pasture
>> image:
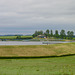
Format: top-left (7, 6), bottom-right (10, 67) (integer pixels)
top-left (0, 36), bottom-right (16, 39)
top-left (0, 56), bottom-right (75, 75)
top-left (0, 35), bottom-right (33, 40)
top-left (0, 43), bottom-right (75, 75)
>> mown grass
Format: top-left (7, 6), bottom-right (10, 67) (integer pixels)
top-left (0, 42), bottom-right (75, 57)
top-left (0, 55), bottom-right (75, 75)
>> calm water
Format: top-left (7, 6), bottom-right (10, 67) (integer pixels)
top-left (0, 41), bottom-right (74, 45)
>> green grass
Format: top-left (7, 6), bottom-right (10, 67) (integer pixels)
top-left (0, 43), bottom-right (75, 75)
top-left (0, 56), bottom-right (75, 75)
top-left (0, 36), bottom-right (16, 39)
top-left (0, 36), bottom-right (33, 40)
top-left (32, 37), bottom-right (75, 41)
top-left (21, 36), bottom-right (33, 39)
top-left (73, 38), bottom-right (75, 40)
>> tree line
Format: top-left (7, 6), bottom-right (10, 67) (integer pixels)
top-left (32, 29), bottom-right (74, 39)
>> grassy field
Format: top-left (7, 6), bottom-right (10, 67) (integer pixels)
top-left (0, 43), bottom-right (75, 75)
top-left (32, 37), bottom-right (75, 41)
top-left (0, 43), bottom-right (75, 57)
top-left (0, 36), bottom-right (33, 40)
top-left (73, 38), bottom-right (75, 40)
top-left (0, 36), bottom-right (16, 39)
top-left (21, 36), bottom-right (33, 39)
top-left (0, 56), bottom-right (75, 75)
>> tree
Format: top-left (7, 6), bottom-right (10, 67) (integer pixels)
top-left (37, 30), bottom-right (43, 35)
top-left (32, 34), bottom-right (36, 38)
top-left (67, 31), bottom-right (74, 39)
top-left (70, 31), bottom-right (74, 39)
top-left (60, 30), bottom-right (66, 39)
top-left (67, 31), bottom-right (70, 39)
top-left (44, 29), bottom-right (50, 38)
top-left (32, 31), bottom-right (38, 37)
top-left (32, 30), bottom-right (43, 37)
top-left (44, 32), bottom-right (47, 38)
top-left (50, 30), bottom-right (53, 37)
top-left (54, 30), bottom-right (59, 38)
top-left (46, 29), bottom-right (49, 34)
top-left (16, 35), bottom-right (21, 39)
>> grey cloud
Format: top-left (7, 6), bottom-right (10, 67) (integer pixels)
top-left (0, 0), bottom-right (75, 34)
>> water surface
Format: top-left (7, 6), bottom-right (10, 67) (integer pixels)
top-left (0, 41), bottom-right (74, 45)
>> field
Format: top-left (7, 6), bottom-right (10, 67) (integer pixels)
top-left (0, 56), bottom-right (75, 75)
top-left (0, 43), bottom-right (75, 57)
top-left (0, 36), bottom-right (33, 40)
top-left (21, 36), bottom-right (33, 39)
top-left (73, 38), bottom-right (75, 40)
top-left (0, 36), bottom-right (16, 39)
top-left (0, 43), bottom-right (75, 75)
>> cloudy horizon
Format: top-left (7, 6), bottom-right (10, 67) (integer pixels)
top-left (0, 0), bottom-right (75, 35)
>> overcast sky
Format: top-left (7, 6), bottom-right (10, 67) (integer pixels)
top-left (0, 0), bottom-right (75, 35)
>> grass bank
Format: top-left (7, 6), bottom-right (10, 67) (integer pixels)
top-left (0, 55), bottom-right (75, 75)
top-left (0, 42), bottom-right (75, 57)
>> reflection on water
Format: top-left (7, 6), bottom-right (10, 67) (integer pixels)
top-left (0, 41), bottom-right (74, 45)
top-left (0, 41), bottom-right (42, 45)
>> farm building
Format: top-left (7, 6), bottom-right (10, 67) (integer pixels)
top-left (37, 35), bottom-right (46, 38)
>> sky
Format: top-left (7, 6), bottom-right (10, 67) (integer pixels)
top-left (0, 0), bottom-right (75, 35)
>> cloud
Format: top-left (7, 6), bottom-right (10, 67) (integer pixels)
top-left (0, 0), bottom-right (75, 34)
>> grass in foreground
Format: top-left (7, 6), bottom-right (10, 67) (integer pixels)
top-left (0, 42), bottom-right (75, 57)
top-left (0, 56), bottom-right (75, 75)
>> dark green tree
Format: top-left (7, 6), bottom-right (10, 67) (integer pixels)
top-left (38, 30), bottom-right (43, 35)
top-left (70, 31), bottom-right (74, 39)
top-left (67, 31), bottom-right (70, 39)
top-left (67, 31), bottom-right (74, 39)
top-left (32, 30), bottom-right (43, 37)
top-left (50, 30), bottom-right (53, 37)
top-left (54, 30), bottom-right (59, 38)
top-left (44, 32), bottom-right (47, 38)
top-left (44, 29), bottom-right (50, 38)
top-left (16, 35), bottom-right (21, 39)
top-left (46, 29), bottom-right (49, 34)
top-left (60, 30), bottom-right (66, 39)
